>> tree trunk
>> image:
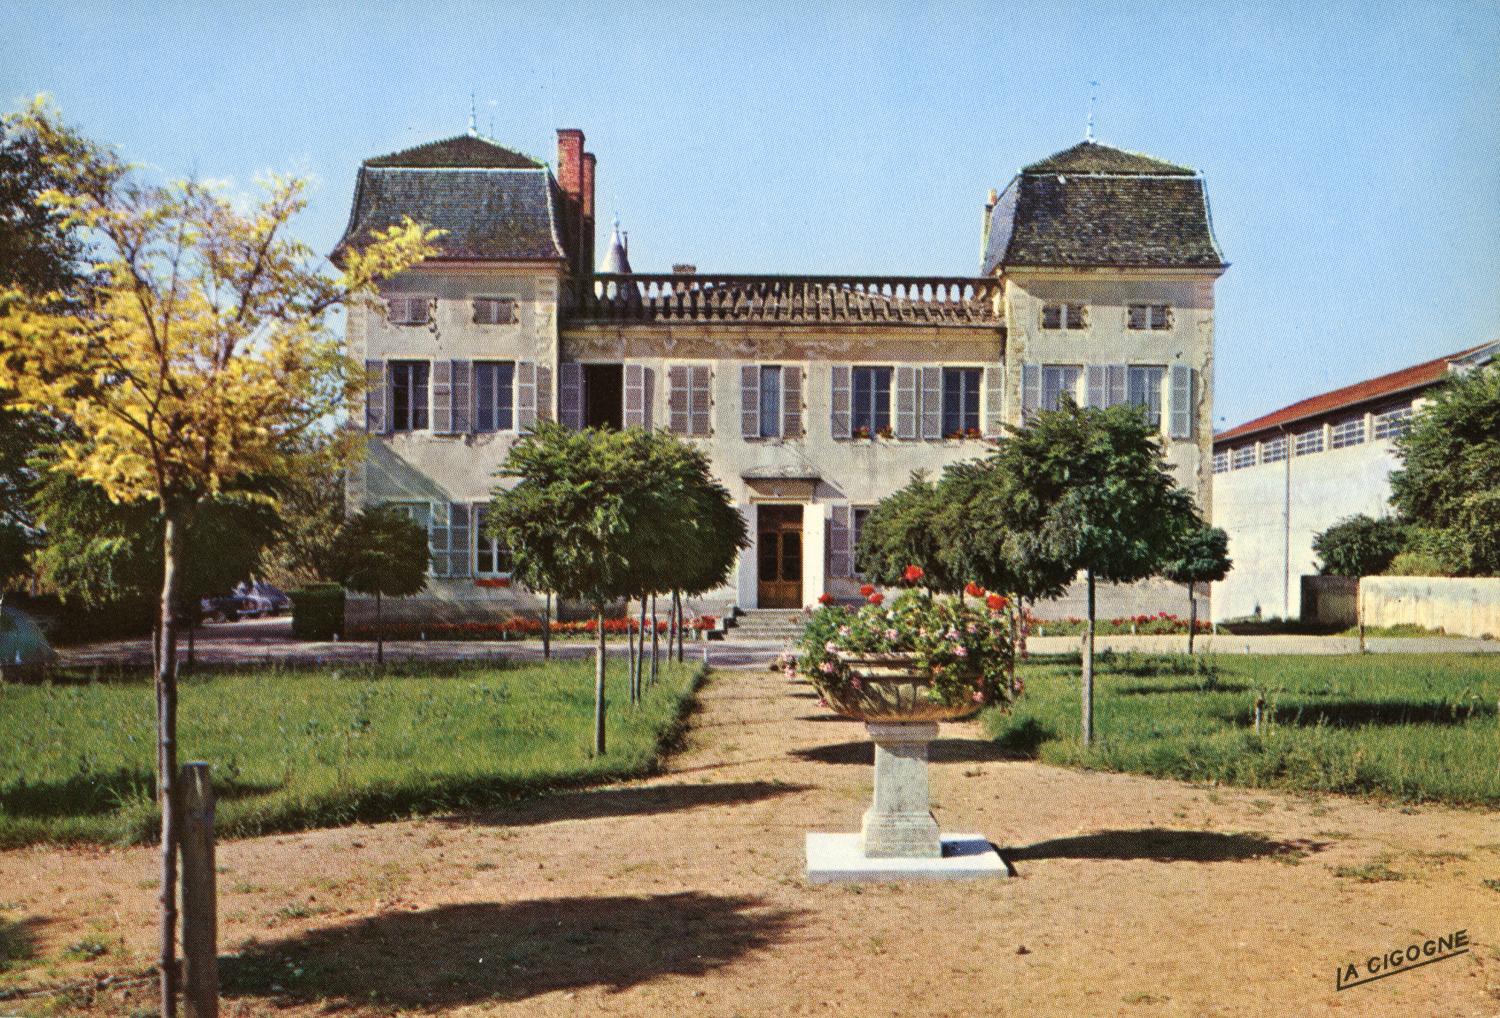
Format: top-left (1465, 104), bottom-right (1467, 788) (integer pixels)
top-left (650, 593), bottom-right (660, 688)
top-left (542, 593), bottom-right (552, 660)
top-left (637, 598), bottom-right (649, 699)
top-left (1187, 582), bottom-right (1198, 655)
top-left (186, 611), bottom-right (196, 670)
top-left (675, 591), bottom-right (685, 663)
top-left (1007, 597), bottom-right (1018, 689)
top-left (375, 590), bottom-right (384, 665)
top-left (1082, 571), bottom-right (1096, 748)
top-left (626, 604), bottom-right (638, 706)
top-left (157, 509), bottom-right (184, 1018)
top-left (593, 611), bottom-right (607, 756)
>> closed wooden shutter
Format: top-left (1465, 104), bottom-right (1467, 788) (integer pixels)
top-left (741, 365), bottom-right (760, 438)
top-left (667, 365), bottom-right (690, 434)
top-left (364, 360), bottom-right (386, 433)
top-left (448, 503), bottom-right (470, 577)
top-left (431, 360), bottom-right (454, 434)
top-left (624, 364), bottom-right (648, 429)
top-left (983, 365), bottom-right (1004, 436)
top-left (1021, 364), bottom-right (1041, 419)
top-left (429, 502), bottom-right (449, 577)
top-left (1085, 365), bottom-right (1106, 409)
top-left (919, 366), bottom-right (942, 439)
top-left (894, 366), bottom-right (917, 439)
top-left (829, 504), bottom-right (852, 578)
top-left (1169, 364), bottom-right (1194, 439)
top-left (516, 362), bottom-right (537, 431)
top-left (1108, 364), bottom-right (1127, 408)
top-left (536, 365), bottom-right (553, 422)
top-left (689, 365), bottom-right (712, 436)
top-left (451, 360), bottom-right (472, 433)
top-left (559, 363), bottom-right (583, 429)
top-left (782, 366), bottom-right (802, 438)
top-left (830, 365), bottom-right (851, 438)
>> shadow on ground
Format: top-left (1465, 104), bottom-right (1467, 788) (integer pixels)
top-left (222, 893), bottom-right (803, 1008)
top-left (0, 914), bottom-right (45, 973)
top-left (1225, 700), bottom-right (1496, 729)
top-left (1005, 827), bottom-right (1332, 864)
top-left (791, 739), bottom-right (1010, 766)
top-left (452, 780), bottom-right (809, 828)
top-left (1, 769), bottom-right (279, 819)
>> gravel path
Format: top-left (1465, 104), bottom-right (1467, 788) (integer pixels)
top-left (2, 662), bottom-right (1496, 1015)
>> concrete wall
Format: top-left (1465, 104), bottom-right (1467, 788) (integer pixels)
top-left (1210, 426), bottom-right (1402, 622)
top-left (1360, 576), bottom-right (1500, 639)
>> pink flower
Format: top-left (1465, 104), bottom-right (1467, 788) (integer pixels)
top-left (884, 628), bottom-right (899, 641)
top-left (838, 625), bottom-right (851, 637)
top-left (824, 640), bottom-right (838, 653)
top-left (820, 661), bottom-right (836, 674)
top-left (849, 677), bottom-right (862, 689)
top-left (966, 622), bottom-right (978, 634)
top-left (971, 691), bottom-right (985, 703)
top-left (953, 645), bottom-right (969, 658)
top-left (783, 667), bottom-right (796, 680)
top-left (817, 697), bottom-right (829, 708)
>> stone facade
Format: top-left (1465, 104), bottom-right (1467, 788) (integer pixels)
top-left (340, 130), bottom-right (1226, 625)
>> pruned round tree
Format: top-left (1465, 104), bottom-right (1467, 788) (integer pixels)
top-left (331, 503), bottom-right (430, 664)
top-left (1160, 519), bottom-right (1231, 653)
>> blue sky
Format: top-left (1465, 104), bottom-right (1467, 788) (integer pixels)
top-left (4, 1), bottom-right (1496, 428)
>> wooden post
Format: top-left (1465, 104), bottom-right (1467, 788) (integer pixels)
top-left (1081, 571), bottom-right (1096, 747)
top-left (650, 593), bottom-right (660, 689)
top-left (1253, 695), bottom-right (1266, 736)
top-left (180, 763), bottom-right (218, 1018)
top-left (593, 611), bottom-right (607, 756)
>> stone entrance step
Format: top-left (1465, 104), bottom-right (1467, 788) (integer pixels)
top-left (725, 609), bottom-right (808, 643)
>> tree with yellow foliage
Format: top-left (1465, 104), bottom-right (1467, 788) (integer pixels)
top-left (0, 101), bottom-right (437, 1016)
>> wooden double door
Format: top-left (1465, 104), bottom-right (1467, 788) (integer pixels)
top-left (757, 505), bottom-right (803, 608)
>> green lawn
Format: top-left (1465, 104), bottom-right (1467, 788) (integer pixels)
top-left (0, 659), bottom-right (703, 848)
top-left (986, 653), bottom-right (1500, 807)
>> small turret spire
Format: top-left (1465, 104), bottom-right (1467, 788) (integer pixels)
top-left (1085, 80), bottom-right (1099, 143)
top-left (467, 92), bottom-right (477, 136)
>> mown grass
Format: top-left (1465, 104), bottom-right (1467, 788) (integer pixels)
top-left (986, 653), bottom-right (1500, 807)
top-left (0, 659), bottom-right (704, 848)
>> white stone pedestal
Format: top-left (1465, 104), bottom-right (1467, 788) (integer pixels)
top-left (861, 722), bottom-right (942, 857)
top-left (806, 720), bottom-right (1008, 883)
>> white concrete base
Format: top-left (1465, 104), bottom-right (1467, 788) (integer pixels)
top-left (805, 833), bottom-right (1010, 883)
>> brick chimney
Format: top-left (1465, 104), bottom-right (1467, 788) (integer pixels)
top-left (556, 129), bottom-right (585, 275)
top-left (581, 152), bottom-right (597, 275)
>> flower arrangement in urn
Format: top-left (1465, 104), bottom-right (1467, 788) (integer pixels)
top-left (795, 568), bottom-right (1020, 722)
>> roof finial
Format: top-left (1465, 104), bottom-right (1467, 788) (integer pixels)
top-left (1085, 80), bottom-right (1099, 143)
top-left (467, 92), bottom-right (478, 136)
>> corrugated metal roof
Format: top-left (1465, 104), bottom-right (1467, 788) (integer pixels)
top-left (1214, 341), bottom-right (1498, 445)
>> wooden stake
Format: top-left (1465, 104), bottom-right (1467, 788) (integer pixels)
top-left (180, 763), bottom-right (218, 1018)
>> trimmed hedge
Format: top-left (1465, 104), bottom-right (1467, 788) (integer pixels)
top-left (290, 584), bottom-right (344, 640)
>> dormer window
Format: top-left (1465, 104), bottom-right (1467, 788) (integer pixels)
top-left (1042, 303), bottom-right (1086, 330)
top-left (472, 298), bottom-right (516, 325)
top-left (1128, 304), bottom-right (1171, 330)
top-left (386, 296), bottom-right (432, 325)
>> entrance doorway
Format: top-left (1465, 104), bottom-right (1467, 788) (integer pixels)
top-left (757, 505), bottom-right (803, 608)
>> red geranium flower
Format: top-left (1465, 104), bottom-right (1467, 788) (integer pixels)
top-left (817, 592), bottom-right (835, 605)
top-left (986, 593), bottom-right (1008, 612)
top-left (859, 584), bottom-right (875, 597)
top-left (902, 564), bottom-right (925, 583)
top-left (964, 581), bottom-right (985, 598)
top-left (867, 592), bottom-right (884, 606)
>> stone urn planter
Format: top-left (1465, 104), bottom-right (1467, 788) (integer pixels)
top-left (813, 651), bottom-right (983, 723)
top-left (804, 650), bottom-right (1008, 882)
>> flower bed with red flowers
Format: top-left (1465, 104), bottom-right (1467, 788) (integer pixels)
top-left (794, 587), bottom-right (1018, 712)
top-left (343, 615), bottom-right (716, 642)
top-left (1024, 611), bottom-right (1212, 637)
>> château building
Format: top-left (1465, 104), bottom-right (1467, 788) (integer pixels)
top-left (334, 127), bottom-right (1226, 623)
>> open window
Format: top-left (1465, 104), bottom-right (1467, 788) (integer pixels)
top-left (583, 364), bottom-right (624, 429)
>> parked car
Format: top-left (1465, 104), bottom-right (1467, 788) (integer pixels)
top-left (199, 594), bottom-right (244, 623)
top-left (235, 581), bottom-right (291, 616)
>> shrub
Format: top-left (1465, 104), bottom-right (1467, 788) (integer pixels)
top-left (1312, 514), bottom-right (1405, 577)
top-left (290, 584), bottom-right (344, 640)
top-left (1384, 549), bottom-right (1452, 577)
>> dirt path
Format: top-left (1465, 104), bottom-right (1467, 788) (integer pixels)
top-left (4, 665), bottom-right (1497, 1016)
